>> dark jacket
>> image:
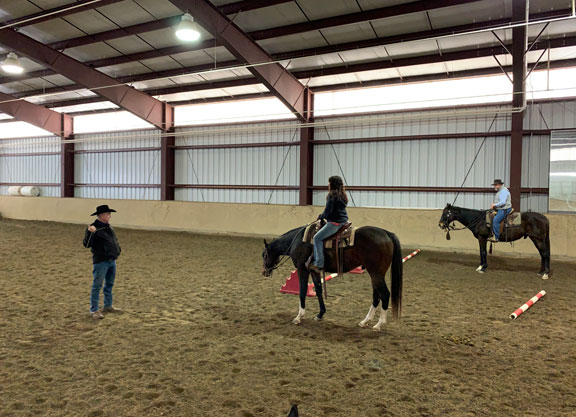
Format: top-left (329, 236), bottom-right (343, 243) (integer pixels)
top-left (83, 220), bottom-right (121, 264)
top-left (320, 195), bottom-right (348, 223)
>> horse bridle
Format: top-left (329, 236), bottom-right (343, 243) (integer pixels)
top-left (441, 209), bottom-right (488, 232)
top-left (262, 225), bottom-right (308, 276)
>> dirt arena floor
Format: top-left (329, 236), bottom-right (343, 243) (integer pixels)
top-left (0, 219), bottom-right (575, 417)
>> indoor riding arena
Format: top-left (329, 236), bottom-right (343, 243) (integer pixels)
top-left (1, 1), bottom-right (576, 416)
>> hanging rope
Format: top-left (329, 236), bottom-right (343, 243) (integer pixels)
top-left (266, 127), bottom-right (300, 204)
top-left (452, 112), bottom-right (500, 205)
top-left (183, 137), bottom-right (206, 203)
top-left (322, 126), bottom-right (357, 207)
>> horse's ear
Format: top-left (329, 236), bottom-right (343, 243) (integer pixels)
top-left (263, 239), bottom-right (269, 247)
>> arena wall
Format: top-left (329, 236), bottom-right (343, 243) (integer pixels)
top-left (0, 196), bottom-right (574, 260)
top-left (2, 100), bottom-right (571, 212)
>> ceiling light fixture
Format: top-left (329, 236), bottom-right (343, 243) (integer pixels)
top-left (175, 13), bottom-right (201, 42)
top-left (1, 52), bottom-right (24, 74)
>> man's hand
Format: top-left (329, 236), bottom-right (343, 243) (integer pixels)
top-left (490, 204), bottom-right (495, 209)
top-left (88, 225), bottom-right (96, 233)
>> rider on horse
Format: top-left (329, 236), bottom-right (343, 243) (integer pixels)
top-left (308, 176), bottom-right (349, 274)
top-left (490, 179), bottom-right (512, 242)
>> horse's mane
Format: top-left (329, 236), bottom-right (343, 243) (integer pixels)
top-left (269, 225), bottom-right (307, 256)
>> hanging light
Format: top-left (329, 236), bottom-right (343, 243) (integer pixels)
top-left (175, 13), bottom-right (201, 41)
top-left (1, 52), bottom-right (24, 74)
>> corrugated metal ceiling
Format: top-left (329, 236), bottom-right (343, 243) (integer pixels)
top-left (0, 0), bottom-right (573, 114)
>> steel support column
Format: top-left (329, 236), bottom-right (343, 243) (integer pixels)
top-left (60, 114), bottom-right (75, 198)
top-left (299, 88), bottom-right (314, 205)
top-left (161, 103), bottom-right (175, 201)
top-left (510, 0), bottom-right (528, 210)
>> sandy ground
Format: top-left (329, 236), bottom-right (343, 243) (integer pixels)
top-left (0, 219), bottom-right (575, 417)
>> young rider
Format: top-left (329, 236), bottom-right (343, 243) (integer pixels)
top-left (309, 176), bottom-right (349, 273)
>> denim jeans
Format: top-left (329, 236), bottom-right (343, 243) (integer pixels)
top-left (493, 208), bottom-right (511, 240)
top-left (90, 260), bottom-right (116, 313)
top-left (313, 222), bottom-right (342, 268)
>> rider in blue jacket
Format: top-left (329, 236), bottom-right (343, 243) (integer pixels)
top-left (309, 176), bottom-right (349, 273)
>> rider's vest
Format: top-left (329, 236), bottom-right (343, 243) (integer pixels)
top-left (494, 186), bottom-right (512, 209)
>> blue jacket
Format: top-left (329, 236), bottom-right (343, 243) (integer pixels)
top-left (320, 196), bottom-right (348, 223)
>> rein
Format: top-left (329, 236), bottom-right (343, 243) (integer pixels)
top-left (443, 210), bottom-right (488, 239)
top-left (264, 225), bottom-right (309, 274)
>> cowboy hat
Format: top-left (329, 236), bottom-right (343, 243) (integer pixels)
top-left (91, 204), bottom-right (117, 216)
top-left (491, 179), bottom-right (504, 186)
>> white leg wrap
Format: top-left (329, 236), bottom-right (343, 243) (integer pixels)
top-left (359, 305), bottom-right (377, 328)
top-left (292, 306), bottom-right (305, 325)
top-left (372, 308), bottom-right (388, 331)
top-left (476, 265), bottom-right (484, 273)
top-left (541, 273), bottom-right (549, 280)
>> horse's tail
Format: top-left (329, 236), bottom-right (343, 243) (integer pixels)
top-left (387, 231), bottom-right (403, 319)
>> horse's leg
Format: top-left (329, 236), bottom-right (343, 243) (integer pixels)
top-left (310, 271), bottom-right (327, 320)
top-left (529, 237), bottom-right (550, 280)
top-left (544, 231), bottom-right (551, 279)
top-left (476, 236), bottom-right (488, 273)
top-left (529, 236), bottom-right (546, 275)
top-left (370, 271), bottom-right (391, 331)
top-left (358, 288), bottom-right (379, 328)
top-left (293, 268), bottom-right (308, 325)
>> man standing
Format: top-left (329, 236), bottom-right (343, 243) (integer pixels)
top-left (490, 179), bottom-right (512, 242)
top-left (83, 205), bottom-right (122, 319)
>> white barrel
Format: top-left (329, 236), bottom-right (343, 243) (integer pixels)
top-left (8, 186), bottom-right (22, 196)
top-left (20, 186), bottom-right (40, 197)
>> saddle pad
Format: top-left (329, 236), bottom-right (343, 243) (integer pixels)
top-left (486, 211), bottom-right (522, 228)
top-left (324, 227), bottom-right (357, 248)
top-left (507, 213), bottom-right (522, 226)
top-left (302, 220), bottom-right (357, 248)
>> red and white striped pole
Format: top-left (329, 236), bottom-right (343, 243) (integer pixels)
top-left (510, 290), bottom-right (546, 319)
top-left (402, 249), bottom-right (421, 263)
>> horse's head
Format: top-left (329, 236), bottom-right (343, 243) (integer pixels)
top-left (262, 239), bottom-right (279, 277)
top-left (439, 204), bottom-right (458, 239)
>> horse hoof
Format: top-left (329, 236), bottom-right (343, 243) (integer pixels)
top-left (358, 321), bottom-right (368, 328)
top-left (314, 315), bottom-right (323, 321)
top-left (475, 266), bottom-right (485, 273)
top-left (372, 325), bottom-right (382, 332)
top-left (541, 273), bottom-right (549, 280)
top-left (292, 318), bottom-right (301, 325)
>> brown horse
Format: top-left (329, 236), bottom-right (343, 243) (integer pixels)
top-left (438, 204), bottom-right (551, 278)
top-left (262, 225), bottom-right (403, 330)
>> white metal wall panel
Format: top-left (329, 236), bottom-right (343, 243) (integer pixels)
top-left (521, 194), bottom-right (549, 212)
top-left (175, 121), bottom-right (300, 204)
top-left (74, 186), bottom-right (160, 200)
top-left (175, 121), bottom-right (300, 146)
top-left (524, 101), bottom-right (576, 130)
top-left (315, 107), bottom-right (511, 141)
top-left (522, 134), bottom-right (550, 188)
top-left (521, 134), bottom-right (550, 212)
top-left (74, 130), bottom-right (161, 200)
top-left (313, 190), bottom-right (494, 210)
top-left (175, 189), bottom-right (298, 205)
top-left (313, 135), bottom-right (510, 209)
top-left (75, 129), bottom-right (160, 151)
top-left (0, 136), bottom-right (60, 197)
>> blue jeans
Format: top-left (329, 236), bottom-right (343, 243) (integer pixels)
top-left (90, 260), bottom-right (116, 312)
top-left (313, 222), bottom-right (342, 268)
top-left (493, 208), bottom-right (511, 240)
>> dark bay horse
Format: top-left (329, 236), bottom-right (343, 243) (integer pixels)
top-left (262, 225), bottom-right (403, 330)
top-left (439, 204), bottom-right (551, 278)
